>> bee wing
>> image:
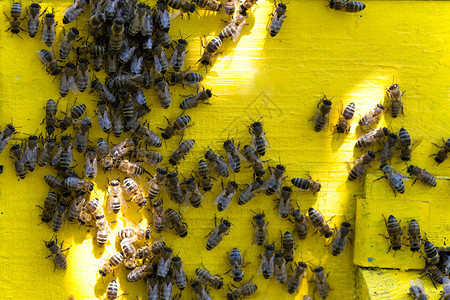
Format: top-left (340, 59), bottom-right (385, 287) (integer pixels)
top-left (226, 152), bottom-right (238, 172)
top-left (107, 197), bottom-right (113, 214)
top-left (392, 170), bottom-right (409, 180)
top-left (68, 75), bottom-right (78, 94)
top-left (261, 131), bottom-right (270, 149)
top-left (169, 49), bottom-right (179, 68)
top-left (232, 20), bottom-right (245, 42)
top-left (236, 149), bottom-right (248, 162)
top-left (179, 50), bottom-right (186, 70)
top-left (41, 25), bottom-right (48, 43)
top-left (60, 72), bottom-right (68, 90)
top-left (164, 83), bottom-right (171, 99)
top-left (201, 289), bottom-right (212, 300)
top-left (213, 189), bottom-right (227, 205)
top-left (409, 280), bottom-right (420, 296)
top-left (261, 173), bottom-right (275, 190)
top-left (443, 277), bottom-right (450, 293)
top-left (169, 11), bottom-right (182, 21)
top-left (67, 146), bottom-right (73, 166)
top-left (154, 55), bottom-right (162, 74)
top-left (414, 279), bottom-right (426, 294)
top-left (257, 256), bottom-right (267, 275)
top-left (51, 146), bottom-right (62, 166)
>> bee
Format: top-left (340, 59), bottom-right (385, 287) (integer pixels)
top-left (157, 247), bottom-right (173, 278)
top-left (259, 244), bottom-right (275, 279)
top-left (220, 10), bottom-right (246, 42)
top-left (277, 186), bottom-right (292, 218)
top-left (206, 217), bottom-right (231, 250)
top-left (131, 149), bottom-right (163, 166)
top-left (249, 120), bottom-right (269, 156)
top-left (170, 38), bottom-right (188, 72)
top-left (312, 266), bottom-right (330, 299)
top-left (262, 164), bottom-right (285, 195)
top-left (127, 263), bottom-right (155, 282)
top-left (22, 135), bottom-right (38, 172)
top-left (310, 94), bottom-right (332, 132)
top-left (27, 3), bottom-right (44, 38)
top-left (59, 27), bottom-right (79, 60)
top-left (132, 124), bottom-right (161, 149)
top-left (287, 262), bottom-right (307, 294)
top-left (67, 195), bottom-right (84, 222)
top-left (205, 149), bottom-right (229, 178)
top-left (52, 201), bottom-right (68, 233)
top-left (111, 137), bottom-right (138, 160)
top-left (196, 268), bottom-right (223, 289)
top-left (304, 296), bottom-right (313, 300)
top-left (111, 103), bottom-right (124, 137)
top-left (155, 0), bottom-right (170, 32)
top-left (227, 281), bottom-right (258, 300)
top-left (117, 160), bottom-right (147, 177)
top-left (241, 0), bottom-right (258, 11)
top-left (426, 264), bottom-right (445, 285)
top-left (91, 79), bottom-right (116, 104)
top-left (153, 42), bottom-right (169, 74)
top-left (0, 124), bottom-right (16, 154)
top-left (198, 37), bottom-right (223, 67)
top-left (408, 279), bottom-right (428, 300)
top-left (215, 181), bottom-right (238, 211)
top-left (146, 274), bottom-right (159, 300)
top-left (281, 231), bottom-right (295, 262)
top-left (355, 127), bottom-right (389, 149)
top-left (41, 10), bottom-right (57, 47)
top-left (331, 222), bottom-right (351, 256)
top-left (128, 3), bottom-right (147, 36)
top-left (274, 252), bottom-right (287, 283)
top-left (191, 280), bottom-right (212, 300)
top-left (251, 213), bottom-right (268, 246)
top-left (359, 104), bottom-right (385, 131)
top-left (380, 214), bottom-right (403, 254)
top-left (155, 27), bottom-right (172, 49)
top-left (407, 165), bottom-right (437, 187)
top-left (291, 174), bottom-right (321, 194)
top-left (109, 18), bottom-right (125, 51)
top-left (269, 1), bottom-right (287, 37)
top-left (95, 102), bottom-right (111, 134)
top-left (198, 159), bottom-right (213, 191)
top-left (227, 248), bottom-right (245, 282)
top-left (291, 209), bottom-right (308, 240)
top-left (120, 237), bottom-right (137, 259)
top-left (38, 49), bottom-right (61, 76)
top-left (242, 145), bottom-right (266, 177)
top-left (151, 200), bottom-right (168, 232)
top-left (96, 213), bottom-right (113, 247)
top-left (5, 1), bottom-right (24, 37)
top-left (87, 1), bottom-right (105, 36)
top-left (167, 208), bottom-right (188, 237)
top-left (238, 178), bottom-right (263, 205)
top-left (386, 83), bottom-right (405, 118)
top-left (154, 77), bottom-right (172, 109)
top-left (63, 0), bottom-right (87, 24)
top-left (398, 128), bottom-right (420, 162)
top-left (130, 54), bottom-right (144, 74)
top-left (347, 151), bottom-right (375, 181)
top-left (106, 280), bottom-right (118, 300)
top-left (147, 168), bottom-right (166, 200)
top-left (405, 219), bottom-right (422, 254)
top-left (107, 179), bottom-right (126, 214)
top-left (97, 138), bottom-right (113, 171)
top-left (99, 252), bottom-right (124, 277)
top-left (423, 240), bottom-right (440, 265)
top-left (118, 40), bottom-right (136, 65)
top-left (64, 177), bottom-right (94, 194)
top-left (122, 177), bottom-right (146, 207)
top-left (308, 208), bottom-right (333, 238)
top-left (74, 117), bottom-right (91, 153)
top-left (76, 59), bottom-right (90, 93)
top-left (184, 177), bottom-right (204, 208)
top-left (78, 197), bottom-right (100, 224)
top-left (170, 71), bottom-right (203, 88)
top-left (379, 133), bottom-right (398, 164)
top-left (44, 174), bottom-right (64, 190)
top-left (224, 0), bottom-right (238, 15)
top-left (11, 144), bottom-right (27, 179)
top-left (431, 138), bottom-right (449, 165)
top-left (442, 276), bottom-right (450, 299)
top-left (60, 63), bottom-right (78, 97)
top-left (117, 221), bottom-right (151, 243)
top-left (376, 163), bottom-right (408, 195)
top-left (40, 192), bottom-right (58, 223)
top-left (223, 139), bottom-right (244, 173)
top-left (329, 0), bottom-right (365, 12)
top-left (169, 139), bottom-right (195, 166)
top-left (58, 103), bottom-right (86, 132)
top-left (160, 271), bottom-right (174, 300)
top-left (43, 98), bottom-right (58, 135)
top-left (180, 88), bottom-right (213, 109)
top-left (160, 115), bottom-right (191, 140)
top-left (172, 256), bottom-right (187, 290)
top-left (136, 240), bottom-right (166, 260)
top-left (44, 236), bottom-right (70, 270)
top-left (335, 102), bottom-right (355, 134)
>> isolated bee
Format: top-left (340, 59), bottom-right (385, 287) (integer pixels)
top-left (198, 159), bottom-right (213, 191)
top-left (131, 149), bottom-right (163, 166)
top-left (198, 37), bottom-right (223, 67)
top-left (127, 263), bottom-right (155, 282)
top-left (281, 231), bottom-right (295, 262)
top-left (44, 235), bottom-right (70, 270)
top-left (191, 280), bottom-right (212, 300)
top-left (224, 0), bottom-right (238, 15)
top-left (0, 124), bottom-right (16, 154)
top-left (167, 208), bottom-right (188, 238)
top-left (151, 200), bottom-right (168, 232)
top-left (97, 138), bottom-right (113, 171)
top-left (41, 10), bottom-right (57, 47)
top-left (74, 117), bottom-right (91, 153)
top-left (60, 63), bottom-right (77, 97)
top-left (51, 200), bottom-right (68, 233)
top-left (95, 213), bottom-right (113, 247)
top-left (335, 102), bottom-right (355, 134)
top-left (331, 222), bottom-right (351, 256)
top-left (184, 177), bottom-right (205, 208)
top-left (227, 248), bottom-right (245, 282)
top-left (63, 0), bottom-right (87, 24)
top-left (109, 18), bottom-right (125, 51)
top-left (376, 163), bottom-right (408, 195)
top-left (359, 104), bottom-right (385, 131)
top-left (249, 120), bottom-right (269, 156)
top-left (117, 160), bottom-right (147, 177)
top-left (269, 1), bottom-right (287, 37)
top-left (107, 179), bottom-right (126, 214)
top-left (408, 279), bottom-right (428, 300)
top-left (347, 151), bottom-right (375, 181)
top-left (67, 195), bottom-right (84, 223)
top-left (196, 268), bottom-right (223, 289)
top-left (405, 219), bottom-right (422, 254)
top-left (122, 177), bottom-right (146, 207)
top-left (312, 266), bottom-right (330, 299)
top-left (310, 94), bottom-right (332, 132)
top-left (291, 174), bottom-right (321, 194)
top-left (169, 139), bottom-right (195, 165)
top-left (238, 178), bottom-right (263, 205)
top-left (160, 115), bottom-right (191, 140)
top-left (205, 149), bottom-right (229, 178)
top-left (250, 212), bottom-right (268, 246)
top-left (308, 208), bottom-right (333, 238)
top-left (22, 135), bottom-right (38, 172)
top-left (42, 98), bottom-right (58, 135)
top-left (355, 127), bottom-right (389, 149)
top-left (180, 88), bottom-right (213, 109)
top-left (291, 209), bottom-right (308, 240)
top-left (431, 138), bottom-right (449, 164)
top-left (287, 262), bottom-right (307, 294)
top-left (27, 3), bottom-right (43, 38)
top-left (220, 10), bottom-right (247, 42)
top-left (38, 49), bottom-right (61, 76)
top-left (380, 214), bottom-right (403, 254)
top-left (194, 0), bottom-right (222, 11)
top-left (170, 70), bottom-right (203, 88)
top-left (407, 165), bottom-right (436, 187)
top-left (111, 138), bottom-right (138, 160)
top-left (242, 145), bottom-right (266, 177)
top-left (206, 218), bottom-right (231, 250)
top-left (214, 181), bottom-right (238, 211)
top-left (106, 280), bottom-right (118, 300)
top-left (273, 252), bottom-right (287, 283)
top-left (386, 83), bottom-right (405, 118)
top-left (40, 192), bottom-right (58, 223)
top-left (157, 247), bottom-right (173, 278)
top-left (128, 2), bottom-right (147, 36)
top-left (154, 77), bottom-right (172, 109)
top-left (11, 144), bottom-right (27, 179)
top-left (171, 256), bottom-right (187, 290)
top-left (227, 281), bottom-right (258, 300)
top-left (259, 244), bottom-right (275, 279)
top-left (5, 1), bottom-right (24, 37)
top-left (59, 27), bottom-right (79, 60)
top-left (78, 197), bottom-right (100, 224)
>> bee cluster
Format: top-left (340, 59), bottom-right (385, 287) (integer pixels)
top-left (0, 0), bottom-right (448, 299)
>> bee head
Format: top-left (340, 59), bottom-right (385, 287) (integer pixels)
top-left (368, 151), bottom-right (376, 159)
top-left (279, 3), bottom-right (287, 9)
top-left (406, 165), bottom-right (414, 174)
top-left (314, 266), bottom-right (324, 273)
top-left (342, 222), bottom-right (352, 228)
top-left (205, 89), bottom-right (212, 98)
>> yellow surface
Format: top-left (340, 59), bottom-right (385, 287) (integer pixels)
top-left (0, 1), bottom-right (449, 300)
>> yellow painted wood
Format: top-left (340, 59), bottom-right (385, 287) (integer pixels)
top-left (0, 1), bottom-right (448, 300)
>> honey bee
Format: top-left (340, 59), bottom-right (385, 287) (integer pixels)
top-left (385, 83), bottom-right (405, 118)
top-left (223, 139), bottom-right (245, 173)
top-left (59, 103), bottom-right (86, 132)
top-left (60, 63), bottom-right (77, 97)
top-left (167, 208), bottom-right (188, 238)
top-left (238, 178), bottom-right (263, 205)
top-left (42, 98), bottom-right (58, 135)
top-left (291, 174), bottom-right (321, 194)
top-left (424, 240), bottom-right (440, 265)
top-left (310, 94), bottom-right (332, 132)
top-left (136, 240), bottom-right (166, 260)
top-left (407, 165), bottom-right (437, 187)
top-left (196, 268), bottom-right (223, 289)
top-left (380, 214), bottom-right (403, 254)
top-left (130, 149), bottom-right (163, 167)
top-left (376, 163), bottom-right (408, 195)
top-left (291, 209), bottom-right (308, 240)
top-left (160, 115), bottom-right (191, 140)
top-left (198, 37), bottom-right (223, 67)
top-left (118, 40), bottom-right (136, 65)
top-left (40, 192), bottom-right (59, 223)
top-left (262, 165), bottom-right (285, 195)
top-left (5, 1), bottom-right (24, 37)
top-left (59, 27), bottom-right (79, 60)
top-left (331, 222), bottom-right (351, 256)
top-left (97, 138), bottom-right (113, 171)
top-left (335, 102), bottom-right (355, 134)
top-left (11, 144), bottom-right (27, 179)
top-left (74, 117), bottom-right (91, 153)
top-left (355, 127), bottom-right (389, 149)
top-left (104, 0), bottom-right (118, 21)
top-left (242, 145), bottom-right (266, 177)
top-left (95, 213), bottom-right (113, 247)
top-left (274, 252), bottom-right (287, 283)
top-left (22, 135), bottom-right (38, 172)
top-left (83, 147), bottom-right (98, 179)
top-left (121, 177), bottom-right (146, 207)
top-left (120, 237), bottom-right (137, 259)
top-left (63, 0), bottom-right (87, 24)
top-left (215, 181), bottom-right (238, 211)
top-left (281, 231), bottom-right (295, 262)
top-left (63, 177), bottom-right (94, 194)
top-left (109, 18), bottom-right (125, 51)
top-left (241, 0), bottom-right (258, 11)
top-left (287, 262), bottom-right (307, 294)
top-left (27, 3), bottom-right (44, 38)
top-left (431, 138), bottom-right (449, 165)
top-left (111, 137), bottom-right (138, 160)
top-left (44, 235), bottom-right (70, 270)
top-left (99, 252), bottom-right (124, 277)
top-left (224, 0), bottom-right (238, 15)
top-left (259, 244), bottom-right (275, 278)
top-left (443, 277), bottom-right (450, 300)
top-left (329, 0), bottom-right (366, 12)
top-left (398, 128), bottom-right (420, 162)
top-left (87, 1), bottom-right (105, 36)
top-left (269, 1), bottom-right (287, 37)
top-left (146, 168), bottom-right (166, 200)
top-left (78, 197), bottom-right (101, 224)
top-left (132, 124), bottom-right (161, 149)
top-left (117, 160), bottom-right (147, 177)
top-left (106, 280), bottom-right (118, 300)
top-left (155, 27), bottom-right (172, 49)
top-left (312, 266), bottom-right (330, 299)
top-left (0, 124), bottom-right (16, 154)
top-left (252, 213), bottom-right (268, 246)
top-left (146, 274), bottom-right (159, 300)
top-left (180, 88), bottom-right (213, 109)
top-left (172, 256), bottom-right (187, 290)
top-left (379, 133), bottom-right (398, 164)
top-left (198, 159), bottom-right (213, 191)
top-left (405, 219), bottom-right (422, 254)
top-left (308, 208), bottom-right (333, 238)
top-left (206, 217), bottom-right (231, 250)
top-left (249, 119), bottom-right (269, 156)
top-left (220, 10), bottom-right (247, 42)
top-left (52, 201), bottom-right (68, 233)
top-left (194, 0), bottom-right (222, 11)
top-left (38, 49), bottom-right (61, 76)
top-left (111, 103), bottom-right (124, 138)
top-left (227, 281), bottom-right (258, 300)
top-left (184, 177), bottom-right (205, 208)
top-left (169, 139), bottom-right (195, 166)
top-left (157, 247), bottom-right (173, 278)
top-left (91, 79), bottom-right (117, 104)
top-left (191, 280), bottom-right (212, 300)
top-left (160, 271), bottom-right (174, 300)
top-left (151, 200), bottom-right (168, 232)
top-left (154, 77), bottom-right (172, 109)
top-left (227, 248), bottom-right (245, 282)
top-left (205, 149), bottom-right (229, 178)
top-left (76, 59), bottom-right (90, 93)
top-left (107, 179), bottom-right (126, 214)
top-left (170, 38), bottom-right (188, 72)
top-left (426, 264), bottom-right (445, 285)
top-left (41, 10), bottom-right (57, 47)
top-left (67, 195), bottom-right (84, 222)
top-left (128, 3), bottom-right (147, 36)
top-left (347, 151), bottom-right (375, 181)
top-left (170, 71), bottom-right (203, 88)
top-left (155, 0), bottom-right (170, 32)
top-left (44, 174), bottom-right (64, 190)
top-left (277, 187), bottom-right (293, 218)
top-left (408, 279), bottom-right (428, 300)
top-left (127, 263), bottom-right (155, 282)
top-left (359, 104), bottom-right (385, 131)
top-left (152, 42), bottom-right (169, 75)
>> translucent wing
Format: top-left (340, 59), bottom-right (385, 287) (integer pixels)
top-left (226, 152), bottom-right (238, 172)
top-left (392, 169), bottom-right (409, 180)
top-left (169, 50), bottom-right (179, 69)
top-left (179, 50), bottom-right (186, 70)
top-left (261, 173), bottom-right (276, 190)
top-left (409, 280), bottom-right (420, 297)
top-left (161, 10), bottom-right (170, 25)
top-left (67, 145), bottom-right (73, 166)
top-left (232, 20), bottom-right (245, 42)
top-left (154, 55), bottom-right (162, 74)
top-left (51, 146), bottom-right (62, 166)
top-left (443, 276), bottom-right (450, 294)
top-left (120, 195), bottom-right (127, 212)
top-left (68, 75), bottom-right (78, 94)
top-left (213, 189), bottom-right (227, 205)
top-left (60, 73), bottom-right (68, 92)
top-left (414, 279), bottom-right (426, 295)
top-left (164, 84), bottom-right (171, 100)
top-left (261, 131), bottom-right (271, 149)
top-left (41, 25), bottom-right (48, 43)
top-left (107, 197), bottom-right (113, 213)
top-left (257, 255), bottom-right (267, 275)
top-left (169, 11), bottom-right (182, 21)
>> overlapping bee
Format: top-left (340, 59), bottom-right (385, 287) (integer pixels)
top-left (205, 148), bottom-right (229, 178)
top-left (183, 177), bottom-right (205, 208)
top-left (62, 0), bottom-right (87, 24)
top-left (359, 104), bottom-right (385, 131)
top-left (157, 247), bottom-right (173, 278)
top-left (180, 88), bottom-right (213, 109)
top-left (335, 102), bottom-right (355, 134)
top-left (291, 209), bottom-right (308, 240)
top-left (167, 208), bottom-right (188, 237)
top-left (122, 177), bottom-right (146, 207)
top-left (281, 231), bottom-right (295, 262)
top-left (242, 145), bottom-right (265, 177)
top-left (99, 251), bottom-right (124, 277)
top-left (169, 139), bottom-right (195, 165)
top-left (227, 281), bottom-right (257, 300)
top-left (172, 256), bottom-right (187, 290)
top-left (59, 27), bottom-right (80, 60)
top-left (27, 2), bottom-right (44, 38)
top-left (262, 164), bottom-right (285, 196)
top-left (408, 279), bottom-right (428, 300)
top-left (287, 262), bottom-right (307, 294)
top-left (196, 267), bottom-right (223, 289)
top-left (107, 179), bottom-right (126, 214)
top-left (355, 127), bottom-right (389, 149)
top-left (259, 244), bottom-right (275, 279)
top-left (41, 10), bottom-right (57, 47)
top-left (170, 70), bottom-right (203, 88)
top-left (308, 208), bottom-right (333, 238)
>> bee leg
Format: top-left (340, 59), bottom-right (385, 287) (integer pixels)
top-left (412, 178), bottom-right (418, 186)
top-left (372, 176), bottom-right (386, 182)
top-left (379, 234), bottom-right (390, 240)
